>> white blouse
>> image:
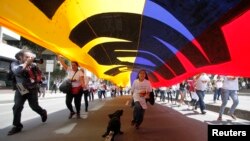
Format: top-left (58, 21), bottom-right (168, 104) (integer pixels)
top-left (131, 79), bottom-right (152, 109)
top-left (222, 76), bottom-right (239, 90)
top-left (67, 68), bottom-right (84, 87)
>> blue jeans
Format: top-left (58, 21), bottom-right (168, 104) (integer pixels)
top-left (167, 92), bottom-right (172, 102)
top-left (133, 101), bottom-right (145, 126)
top-left (195, 90), bottom-right (206, 112)
top-left (213, 88), bottom-right (222, 101)
top-left (219, 89), bottom-right (239, 116)
top-left (82, 90), bottom-right (89, 112)
top-left (100, 90), bottom-right (106, 99)
top-left (160, 90), bottom-right (166, 102)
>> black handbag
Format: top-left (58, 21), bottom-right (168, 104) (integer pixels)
top-left (59, 71), bottom-right (78, 94)
top-left (146, 91), bottom-right (155, 105)
top-left (59, 79), bottom-right (72, 94)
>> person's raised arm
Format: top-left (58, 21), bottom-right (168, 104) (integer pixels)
top-left (57, 55), bottom-right (68, 71)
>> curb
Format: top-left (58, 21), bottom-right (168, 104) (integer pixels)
top-left (183, 99), bottom-right (250, 121)
top-left (206, 104), bottom-right (250, 121)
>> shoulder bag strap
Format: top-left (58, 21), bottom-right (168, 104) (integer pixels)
top-left (71, 70), bottom-right (78, 81)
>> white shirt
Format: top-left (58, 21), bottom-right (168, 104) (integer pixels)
top-left (215, 80), bottom-right (223, 88)
top-left (83, 75), bottom-right (90, 90)
top-left (174, 84), bottom-right (180, 90)
top-left (159, 86), bottom-right (167, 91)
top-left (67, 68), bottom-right (84, 87)
top-left (195, 74), bottom-right (210, 91)
top-left (131, 79), bottom-right (152, 109)
top-left (222, 76), bottom-right (239, 90)
top-left (99, 83), bottom-right (106, 91)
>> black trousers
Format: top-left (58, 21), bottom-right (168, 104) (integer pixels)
top-left (89, 91), bottom-right (94, 101)
top-left (13, 89), bottom-right (45, 128)
top-left (82, 90), bottom-right (89, 112)
top-left (66, 92), bottom-right (83, 114)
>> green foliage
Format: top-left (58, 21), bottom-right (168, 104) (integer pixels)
top-left (51, 64), bottom-right (67, 80)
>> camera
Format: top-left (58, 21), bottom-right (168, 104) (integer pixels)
top-left (33, 58), bottom-right (44, 64)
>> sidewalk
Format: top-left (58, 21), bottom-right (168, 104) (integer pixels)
top-left (0, 96), bottom-right (209, 141)
top-left (0, 90), bottom-right (249, 141)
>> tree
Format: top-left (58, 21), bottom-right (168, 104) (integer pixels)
top-left (51, 64), bottom-right (67, 80)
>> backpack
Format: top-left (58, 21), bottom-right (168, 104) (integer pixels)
top-left (7, 62), bottom-right (17, 90)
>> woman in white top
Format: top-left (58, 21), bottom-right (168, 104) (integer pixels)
top-left (218, 76), bottom-right (239, 121)
top-left (194, 73), bottom-right (210, 114)
top-left (58, 55), bottom-right (85, 119)
top-left (80, 68), bottom-right (90, 112)
top-left (213, 75), bottom-right (223, 103)
top-left (130, 69), bottom-right (152, 129)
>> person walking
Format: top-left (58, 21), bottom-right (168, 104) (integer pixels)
top-left (213, 75), bottom-right (223, 103)
top-left (130, 69), bottom-right (152, 129)
top-left (178, 81), bottom-right (187, 106)
top-left (80, 68), bottom-right (90, 112)
top-left (111, 84), bottom-right (116, 98)
top-left (58, 55), bottom-right (85, 119)
top-left (38, 76), bottom-right (47, 98)
top-left (187, 78), bottom-right (198, 110)
top-left (99, 82), bottom-right (106, 99)
top-left (217, 76), bottom-right (239, 121)
top-left (166, 87), bottom-right (173, 104)
top-left (89, 85), bottom-right (95, 101)
top-left (50, 80), bottom-right (58, 94)
top-left (173, 83), bottom-right (180, 105)
top-left (194, 73), bottom-right (210, 114)
top-left (8, 49), bottom-right (47, 135)
top-left (159, 86), bottom-right (166, 102)
top-left (119, 86), bottom-right (123, 96)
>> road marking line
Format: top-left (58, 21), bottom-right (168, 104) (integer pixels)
top-left (54, 123), bottom-right (77, 134)
top-left (125, 100), bottom-right (130, 106)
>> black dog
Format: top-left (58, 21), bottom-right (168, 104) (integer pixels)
top-left (102, 109), bottom-right (124, 141)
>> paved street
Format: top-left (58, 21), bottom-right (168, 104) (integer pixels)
top-left (0, 90), bottom-right (249, 141)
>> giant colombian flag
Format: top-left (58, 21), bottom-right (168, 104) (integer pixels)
top-left (0, 0), bottom-right (250, 87)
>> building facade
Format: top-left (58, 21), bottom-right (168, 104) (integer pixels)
top-left (0, 26), bottom-right (20, 89)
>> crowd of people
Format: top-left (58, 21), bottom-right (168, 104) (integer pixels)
top-left (7, 49), bottom-right (132, 135)
top-left (154, 73), bottom-right (240, 121)
top-left (7, 49), bottom-right (242, 136)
